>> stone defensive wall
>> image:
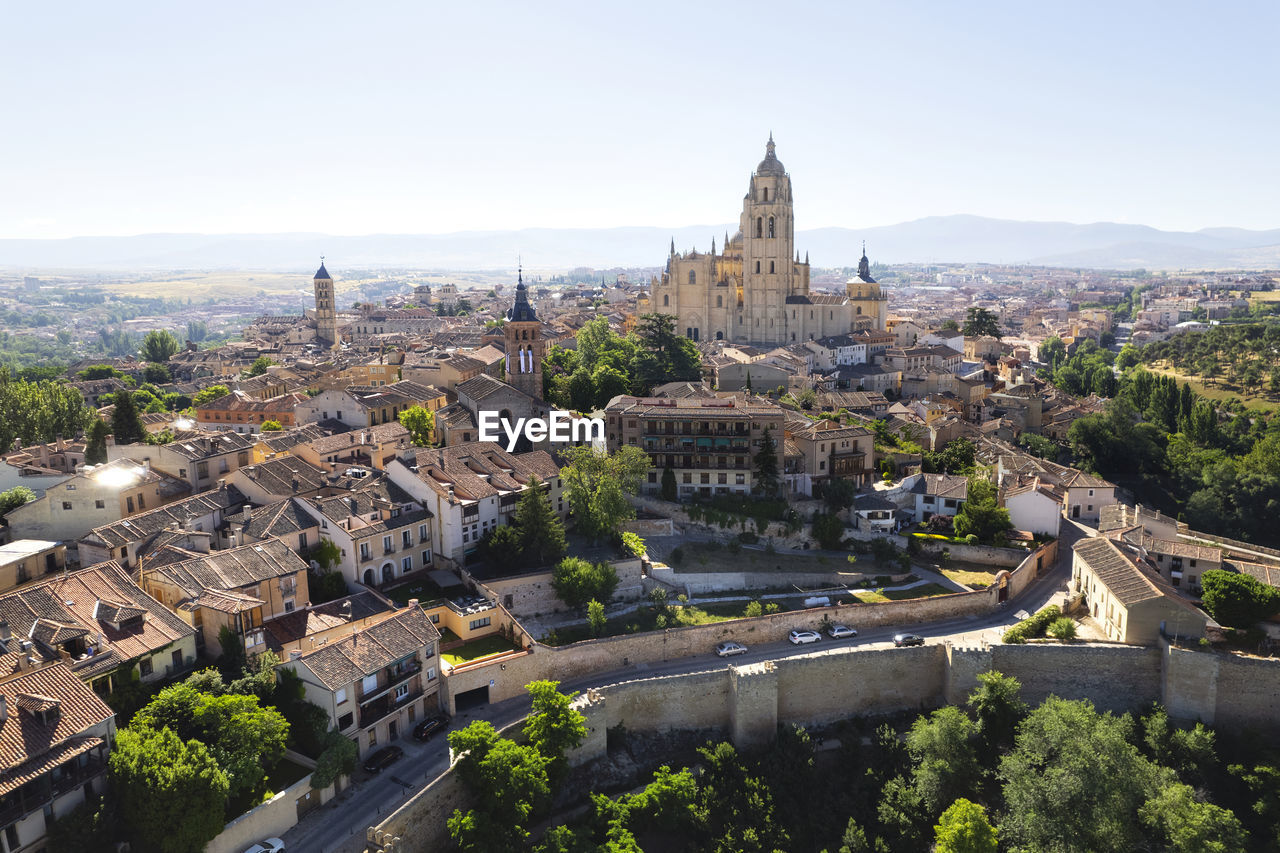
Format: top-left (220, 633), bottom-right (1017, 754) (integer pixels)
top-left (368, 636), bottom-right (1280, 853)
top-left (442, 543), bottom-right (1056, 713)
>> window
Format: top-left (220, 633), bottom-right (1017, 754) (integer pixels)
top-left (716, 295), bottom-right (722, 307)
top-left (126, 496), bottom-right (135, 512)
top-left (426, 666), bottom-right (437, 681)
top-left (768, 216), bottom-right (775, 238)
top-left (362, 673), bottom-right (378, 694)
top-left (394, 684), bottom-right (408, 701)
top-left (402, 530), bottom-right (412, 548)
top-left (755, 261), bottom-right (761, 274)
top-left (718, 473), bottom-right (727, 484)
top-left (368, 731), bottom-right (377, 748)
top-left (6, 824), bottom-right (19, 850)
top-left (95, 499), bottom-right (105, 509)
top-left (736, 474), bottom-right (745, 485)
top-left (648, 472), bottom-right (657, 483)
top-left (419, 524), bottom-right (429, 543)
top-left (1088, 489), bottom-right (1094, 497)
top-left (422, 550), bottom-right (432, 567)
top-left (762, 187), bottom-right (768, 201)
top-left (383, 535), bottom-right (393, 553)
top-left (284, 598), bottom-right (295, 613)
top-left (756, 217), bottom-right (763, 238)
top-left (197, 461), bottom-right (209, 479)
top-left (336, 687), bottom-right (348, 705)
top-left (682, 473), bottom-right (692, 484)
top-left (469, 616), bottom-right (491, 630)
top-left (700, 473), bottom-right (710, 484)
top-left (688, 270), bottom-right (696, 285)
top-left (139, 657), bottom-right (153, 677)
top-left (63, 501), bottom-right (73, 510)
top-left (769, 261), bottom-right (775, 274)
top-left (138, 493), bottom-right (145, 510)
top-left (663, 294), bottom-right (669, 306)
top-left (360, 543), bottom-right (371, 561)
top-left (402, 556), bottom-right (413, 573)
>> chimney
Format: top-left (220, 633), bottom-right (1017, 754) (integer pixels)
top-left (0, 621), bottom-right (11, 643)
top-left (408, 598), bottom-right (419, 608)
top-left (0, 696), bottom-right (7, 723)
top-left (288, 650), bottom-right (302, 661)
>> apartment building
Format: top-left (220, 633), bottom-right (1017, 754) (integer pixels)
top-left (108, 430), bottom-right (258, 492)
top-left (280, 605), bottom-right (441, 760)
top-left (297, 481), bottom-right (433, 588)
top-left (787, 418), bottom-right (876, 492)
top-left (604, 395), bottom-right (785, 499)
top-left (0, 541), bottom-right (65, 593)
top-left (77, 483), bottom-right (246, 570)
top-left (1071, 536), bottom-right (1208, 645)
top-left (195, 390), bottom-right (309, 435)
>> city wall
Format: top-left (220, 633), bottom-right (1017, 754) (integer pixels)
top-left (209, 772), bottom-right (337, 853)
top-left (649, 564), bottom-right (877, 596)
top-left (372, 637), bottom-right (1280, 853)
top-left (475, 558), bottom-right (646, 619)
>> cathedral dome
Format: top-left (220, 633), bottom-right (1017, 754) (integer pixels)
top-left (756, 134), bottom-right (785, 176)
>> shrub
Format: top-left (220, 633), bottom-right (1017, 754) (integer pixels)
top-left (668, 547), bottom-right (685, 566)
top-left (743, 600), bottom-right (763, 618)
top-left (1047, 617), bottom-right (1077, 641)
top-left (1003, 605), bottom-right (1063, 644)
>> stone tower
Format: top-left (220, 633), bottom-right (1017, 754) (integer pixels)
top-left (313, 260), bottom-right (339, 350)
top-left (504, 268), bottom-right (544, 399)
top-left (846, 244), bottom-right (889, 330)
top-left (740, 133), bottom-right (802, 340)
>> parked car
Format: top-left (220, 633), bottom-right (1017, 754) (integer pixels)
top-left (716, 641), bottom-right (748, 657)
top-left (788, 630), bottom-right (821, 645)
top-left (242, 840), bottom-right (285, 853)
top-left (827, 624), bottom-right (858, 639)
top-left (413, 714), bottom-right (450, 741)
top-left (362, 745), bottom-right (404, 773)
top-left (893, 634), bottom-right (925, 647)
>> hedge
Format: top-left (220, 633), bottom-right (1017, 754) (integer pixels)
top-left (1002, 604), bottom-right (1063, 644)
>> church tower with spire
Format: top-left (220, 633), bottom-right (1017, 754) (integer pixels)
top-left (313, 259), bottom-right (339, 350)
top-left (847, 243), bottom-right (888, 330)
top-left (504, 267), bottom-right (544, 399)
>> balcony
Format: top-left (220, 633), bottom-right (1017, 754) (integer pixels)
top-left (0, 753), bottom-right (107, 827)
top-left (358, 683), bottom-right (424, 728)
top-left (357, 659), bottom-right (423, 705)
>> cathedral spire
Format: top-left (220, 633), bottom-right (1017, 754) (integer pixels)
top-left (711, 236), bottom-right (716, 255)
top-left (670, 237), bottom-right (675, 255)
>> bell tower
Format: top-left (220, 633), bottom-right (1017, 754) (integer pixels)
top-left (504, 267), bottom-right (544, 399)
top-left (313, 259), bottom-right (339, 350)
top-left (740, 135), bottom-right (799, 343)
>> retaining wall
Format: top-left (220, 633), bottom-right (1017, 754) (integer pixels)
top-left (477, 558), bottom-right (645, 619)
top-left (209, 773), bottom-right (337, 853)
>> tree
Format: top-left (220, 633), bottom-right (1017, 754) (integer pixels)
top-left (812, 512), bottom-right (846, 550)
top-left (191, 384), bottom-right (230, 407)
top-left (260, 419), bottom-right (282, 431)
top-left (111, 389), bottom-right (147, 445)
top-left (84, 418), bottom-right (110, 464)
top-left (905, 706), bottom-right (981, 817)
top-left (244, 355), bottom-right (273, 377)
top-left (820, 477), bottom-right (857, 516)
top-left (1116, 343), bottom-right (1141, 370)
top-left (952, 477), bottom-right (1012, 544)
top-left (515, 476), bottom-right (568, 567)
top-left (941, 318), bottom-right (960, 332)
top-left (754, 426), bottom-right (780, 498)
top-left (0, 486), bottom-right (36, 519)
top-left (962, 307), bottom-right (1001, 339)
top-left (587, 599), bottom-right (607, 637)
top-left (560, 444), bottom-right (650, 543)
top-left (310, 728), bottom-right (358, 789)
top-left (477, 524), bottom-right (523, 567)
top-left (524, 680), bottom-right (588, 786)
top-left (552, 556), bottom-right (619, 612)
top-left (186, 320), bottom-right (208, 342)
top-left (934, 799), bottom-right (997, 853)
top-left (694, 740), bottom-right (790, 853)
top-left (0, 377), bottom-right (93, 453)
top-left (110, 726), bottom-right (230, 853)
top-left (1199, 568), bottom-right (1280, 627)
top-left (142, 362), bottom-right (171, 384)
top-left (77, 364), bottom-right (120, 380)
top-left (398, 405), bottom-right (436, 446)
top-left (630, 313), bottom-right (700, 395)
top-left (1039, 336), bottom-right (1066, 369)
top-left (1139, 783), bottom-right (1248, 853)
top-left (448, 721), bottom-right (552, 852)
top-left (999, 697), bottom-right (1160, 852)
top-left (661, 466), bottom-right (678, 501)
top-left (140, 329), bottom-right (181, 363)
top-left (966, 670), bottom-right (1026, 752)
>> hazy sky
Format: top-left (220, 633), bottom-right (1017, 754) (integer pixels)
top-left (3, 1), bottom-right (1277, 239)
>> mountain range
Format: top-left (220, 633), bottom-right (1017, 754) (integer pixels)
top-left (3, 215), bottom-right (1279, 272)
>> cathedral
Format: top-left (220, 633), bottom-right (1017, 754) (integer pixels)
top-left (651, 136), bottom-right (887, 346)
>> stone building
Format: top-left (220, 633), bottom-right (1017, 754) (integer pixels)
top-left (651, 136), bottom-right (888, 346)
top-left (504, 269), bottom-right (545, 400)
top-left (313, 261), bottom-right (339, 350)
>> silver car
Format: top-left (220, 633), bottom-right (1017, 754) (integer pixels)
top-left (827, 624), bottom-right (858, 639)
top-left (716, 641), bottom-right (748, 657)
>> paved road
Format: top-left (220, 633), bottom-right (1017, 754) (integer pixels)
top-left (282, 525), bottom-right (1080, 853)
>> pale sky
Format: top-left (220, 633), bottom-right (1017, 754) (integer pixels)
top-left (3, 0), bottom-right (1277, 239)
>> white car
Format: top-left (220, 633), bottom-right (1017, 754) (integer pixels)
top-left (243, 840), bottom-right (285, 853)
top-left (827, 624), bottom-right (858, 639)
top-left (788, 630), bottom-right (821, 645)
top-left (716, 641), bottom-right (748, 657)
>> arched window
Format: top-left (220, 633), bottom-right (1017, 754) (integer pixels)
top-left (688, 270), bottom-right (696, 285)
top-left (762, 187), bottom-right (768, 202)
top-left (716, 295), bottom-right (722, 307)
top-left (769, 261), bottom-right (775, 274)
top-left (687, 328), bottom-right (693, 338)
top-left (663, 294), bottom-right (669, 306)
top-left (716, 331), bottom-right (723, 340)
top-left (756, 217), bottom-right (763, 238)
top-left (768, 217), bottom-right (775, 238)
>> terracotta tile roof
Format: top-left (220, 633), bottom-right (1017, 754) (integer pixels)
top-left (293, 607), bottom-right (440, 690)
top-left (1074, 536), bottom-right (1165, 606)
top-left (403, 443), bottom-right (559, 503)
top-left (263, 591), bottom-right (396, 653)
top-left (0, 563), bottom-right (194, 674)
top-left (146, 538), bottom-right (306, 600)
top-left (0, 662), bottom-right (113, 788)
top-left (81, 484), bottom-right (246, 550)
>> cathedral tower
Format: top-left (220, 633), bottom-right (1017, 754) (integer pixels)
top-left (313, 260), bottom-right (339, 350)
top-left (847, 244), bottom-right (888, 330)
top-left (505, 268), bottom-right (544, 399)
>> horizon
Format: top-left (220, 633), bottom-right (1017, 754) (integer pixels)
top-left (4, 2), bottom-right (1279, 240)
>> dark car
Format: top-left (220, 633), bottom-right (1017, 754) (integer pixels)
top-left (893, 634), bottom-right (925, 647)
top-left (413, 714), bottom-right (450, 742)
top-left (362, 745), bottom-right (404, 773)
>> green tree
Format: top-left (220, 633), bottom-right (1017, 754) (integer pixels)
top-left (0, 485), bottom-right (36, 519)
top-left (260, 419), bottom-right (282, 431)
top-left (940, 318), bottom-right (960, 332)
top-left (661, 466), bottom-right (678, 501)
top-left (821, 477), bottom-right (857, 515)
top-left (1139, 783), bottom-right (1248, 853)
top-left (110, 726), bottom-right (230, 853)
top-left (934, 798), bottom-right (998, 853)
top-left (1199, 568), bottom-right (1280, 627)
top-left (310, 728), bottom-right (358, 789)
top-left (478, 524), bottom-right (523, 567)
top-left (962, 307), bottom-right (1001, 339)
top-left (111, 389), bottom-right (147, 445)
top-left (186, 320), bottom-right (208, 342)
top-left (0, 377), bottom-right (92, 452)
top-left (630, 313), bottom-right (701, 395)
top-left (905, 706), bottom-right (982, 817)
top-left (142, 362), bottom-right (171, 384)
top-left (754, 425), bottom-right (780, 498)
top-left (812, 512), bottom-right (846, 550)
top-left (587, 599), bottom-right (607, 637)
top-left (524, 680), bottom-right (588, 786)
top-left (1048, 617), bottom-right (1077, 640)
top-left (952, 477), bottom-right (1012, 544)
top-left (244, 355), bottom-right (273, 377)
top-left (560, 444), bottom-right (650, 543)
top-left (77, 364), bottom-right (120, 380)
top-left (1116, 343), bottom-right (1141, 370)
top-left (140, 329), bottom-right (181, 363)
top-left (694, 740), bottom-right (789, 853)
top-left (191, 384), bottom-right (230, 407)
top-left (398, 405), bottom-right (436, 446)
top-left (552, 556), bottom-right (620, 612)
top-left (966, 670), bottom-right (1026, 752)
top-left (448, 721), bottom-right (552, 852)
top-left (999, 697), bottom-right (1160, 853)
top-left (1039, 336), bottom-right (1066, 369)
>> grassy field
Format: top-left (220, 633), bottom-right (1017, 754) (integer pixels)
top-left (940, 568), bottom-right (998, 590)
top-left (442, 635), bottom-right (522, 666)
top-left (1146, 365), bottom-right (1280, 414)
top-left (96, 271), bottom-right (320, 300)
top-left (853, 583), bottom-right (958, 603)
top-left (544, 599), bottom-right (789, 646)
top-left (666, 542), bottom-right (862, 574)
